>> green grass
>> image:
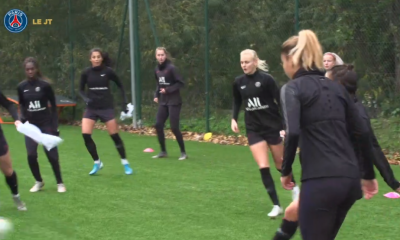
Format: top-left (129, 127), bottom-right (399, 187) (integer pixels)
top-left (0, 124), bottom-right (398, 239)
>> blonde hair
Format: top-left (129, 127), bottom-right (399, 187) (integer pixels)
top-left (155, 47), bottom-right (175, 62)
top-left (281, 30), bottom-right (323, 70)
top-left (240, 49), bottom-right (269, 72)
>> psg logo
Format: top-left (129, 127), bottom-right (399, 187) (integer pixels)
top-left (4, 9), bottom-right (28, 33)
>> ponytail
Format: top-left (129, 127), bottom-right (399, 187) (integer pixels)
top-left (102, 52), bottom-right (113, 67)
top-left (282, 30), bottom-right (323, 70)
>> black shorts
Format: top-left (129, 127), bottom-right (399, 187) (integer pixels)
top-left (0, 127), bottom-right (8, 156)
top-left (247, 131), bottom-right (282, 146)
top-left (83, 108), bottom-right (115, 123)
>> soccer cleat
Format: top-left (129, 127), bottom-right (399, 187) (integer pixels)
top-left (57, 184), bottom-right (66, 193)
top-left (89, 161), bottom-right (104, 175)
top-left (123, 164), bottom-right (133, 175)
top-left (178, 153), bottom-right (188, 161)
top-left (292, 185), bottom-right (300, 201)
top-left (30, 181), bottom-right (44, 193)
top-left (268, 205), bottom-right (283, 218)
top-left (152, 152), bottom-right (168, 159)
top-left (12, 195), bottom-right (27, 211)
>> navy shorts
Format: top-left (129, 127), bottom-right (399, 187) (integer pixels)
top-left (247, 131), bottom-right (282, 146)
top-left (83, 108), bottom-right (115, 123)
top-left (0, 129), bottom-right (8, 157)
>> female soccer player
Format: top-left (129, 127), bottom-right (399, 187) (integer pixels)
top-left (152, 47), bottom-right (187, 160)
top-left (272, 63), bottom-right (400, 240)
top-left (79, 48), bottom-right (133, 175)
top-left (323, 52), bottom-right (343, 77)
top-left (0, 91), bottom-right (27, 210)
top-left (330, 64), bottom-right (400, 192)
top-left (17, 57), bottom-right (66, 193)
top-left (279, 30), bottom-right (378, 240)
top-left (231, 49), bottom-right (299, 218)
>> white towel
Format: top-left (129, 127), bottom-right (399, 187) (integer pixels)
top-left (16, 122), bottom-right (63, 151)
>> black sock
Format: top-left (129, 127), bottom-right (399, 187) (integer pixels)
top-left (28, 155), bottom-right (43, 182)
top-left (5, 171), bottom-right (18, 195)
top-left (277, 168), bottom-right (296, 185)
top-left (155, 127), bottom-right (167, 152)
top-left (46, 149), bottom-right (63, 184)
top-left (273, 219), bottom-right (298, 240)
top-left (171, 128), bottom-right (185, 153)
top-left (260, 167), bottom-right (280, 206)
top-left (83, 134), bottom-right (99, 161)
top-left (110, 133), bottom-right (126, 159)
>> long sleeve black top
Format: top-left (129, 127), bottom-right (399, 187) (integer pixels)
top-left (154, 60), bottom-right (184, 105)
top-left (79, 66), bottom-right (127, 110)
top-left (232, 70), bottom-right (283, 134)
top-left (17, 79), bottom-right (58, 128)
top-left (280, 69), bottom-right (375, 181)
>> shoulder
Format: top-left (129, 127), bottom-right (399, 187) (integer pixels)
top-left (280, 80), bottom-right (299, 97)
top-left (260, 72), bottom-right (278, 85)
top-left (17, 80), bottom-right (28, 89)
top-left (233, 74), bottom-right (246, 86)
top-left (105, 66), bottom-right (116, 74)
top-left (39, 79), bottom-right (52, 88)
top-left (167, 63), bottom-right (178, 71)
top-left (81, 67), bottom-right (92, 75)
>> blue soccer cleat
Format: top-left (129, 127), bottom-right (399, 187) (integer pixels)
top-left (123, 164), bottom-right (133, 175)
top-left (89, 162), bottom-right (104, 175)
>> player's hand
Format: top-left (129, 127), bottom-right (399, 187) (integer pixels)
top-left (154, 98), bottom-right (158, 103)
top-left (281, 173), bottom-right (295, 190)
top-left (14, 120), bottom-right (22, 128)
top-left (231, 119), bottom-right (239, 133)
top-left (361, 179), bottom-right (378, 199)
top-left (160, 88), bottom-right (166, 94)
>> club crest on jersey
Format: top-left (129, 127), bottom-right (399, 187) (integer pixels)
top-left (255, 82), bottom-right (261, 87)
top-left (35, 87), bottom-right (40, 92)
top-left (4, 9), bottom-right (28, 33)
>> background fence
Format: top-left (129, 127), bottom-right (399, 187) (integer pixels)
top-left (1, 0), bottom-right (399, 135)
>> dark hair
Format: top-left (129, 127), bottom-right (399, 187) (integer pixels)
top-left (89, 48), bottom-right (113, 67)
top-left (331, 64), bottom-right (358, 94)
top-left (23, 57), bottom-right (52, 83)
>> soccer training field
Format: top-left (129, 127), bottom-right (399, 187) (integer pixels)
top-left (1, 124), bottom-right (398, 240)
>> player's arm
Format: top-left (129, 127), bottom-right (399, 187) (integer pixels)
top-left (108, 69), bottom-right (128, 110)
top-left (343, 87), bottom-right (375, 180)
top-left (280, 82), bottom-right (300, 176)
top-left (232, 80), bottom-right (242, 122)
top-left (0, 91), bottom-right (18, 121)
top-left (266, 74), bottom-right (285, 128)
top-left (44, 84), bottom-right (58, 129)
top-left (79, 71), bottom-right (90, 103)
top-left (165, 66), bottom-right (184, 93)
top-left (154, 72), bottom-right (160, 98)
top-left (17, 86), bottom-right (28, 122)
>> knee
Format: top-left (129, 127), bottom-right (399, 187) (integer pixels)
top-left (284, 201), bottom-right (299, 221)
top-left (170, 127), bottom-right (180, 134)
top-left (110, 133), bottom-right (123, 146)
top-left (155, 122), bottom-right (164, 130)
top-left (27, 154), bottom-right (38, 163)
top-left (82, 134), bottom-right (93, 144)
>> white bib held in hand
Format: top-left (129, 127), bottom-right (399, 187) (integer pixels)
top-left (16, 122), bottom-right (63, 151)
top-left (120, 103), bottom-right (134, 120)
